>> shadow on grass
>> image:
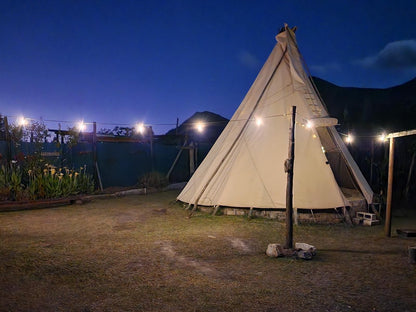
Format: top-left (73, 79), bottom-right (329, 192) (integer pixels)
top-left (319, 248), bottom-right (404, 255)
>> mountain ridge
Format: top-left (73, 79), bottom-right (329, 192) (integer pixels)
top-left (313, 76), bottom-right (416, 134)
top-left (166, 76), bottom-right (416, 138)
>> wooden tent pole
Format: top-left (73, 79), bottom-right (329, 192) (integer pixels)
top-left (285, 106), bottom-right (296, 249)
top-left (385, 137), bottom-right (394, 237)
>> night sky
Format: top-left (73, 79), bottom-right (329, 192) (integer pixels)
top-left (1, 0), bottom-right (415, 134)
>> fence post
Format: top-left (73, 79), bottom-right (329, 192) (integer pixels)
top-left (4, 116), bottom-right (12, 163)
top-left (149, 126), bottom-right (154, 171)
top-left (93, 122), bottom-right (103, 191)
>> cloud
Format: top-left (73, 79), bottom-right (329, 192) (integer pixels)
top-left (238, 50), bottom-right (261, 70)
top-left (355, 39), bottom-right (416, 70)
top-left (309, 62), bottom-right (342, 76)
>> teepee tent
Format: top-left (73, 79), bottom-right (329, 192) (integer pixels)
top-left (177, 25), bottom-right (373, 211)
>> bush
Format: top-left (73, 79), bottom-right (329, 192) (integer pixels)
top-left (138, 171), bottom-right (168, 189)
top-left (0, 163), bottom-right (95, 201)
top-left (0, 164), bottom-right (24, 200)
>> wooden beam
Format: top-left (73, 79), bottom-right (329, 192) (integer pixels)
top-left (387, 129), bottom-right (416, 139)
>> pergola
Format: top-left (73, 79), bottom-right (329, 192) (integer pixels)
top-left (384, 129), bottom-right (416, 237)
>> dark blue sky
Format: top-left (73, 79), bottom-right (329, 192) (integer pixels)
top-left (1, 0), bottom-right (415, 134)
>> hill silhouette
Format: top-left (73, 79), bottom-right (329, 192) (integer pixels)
top-left (164, 111), bottom-right (229, 143)
top-left (313, 76), bottom-right (416, 134)
top-left (163, 77), bottom-right (416, 143)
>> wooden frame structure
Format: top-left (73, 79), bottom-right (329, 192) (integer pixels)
top-left (384, 129), bottom-right (416, 237)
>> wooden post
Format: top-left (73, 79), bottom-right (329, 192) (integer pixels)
top-left (189, 142), bottom-right (195, 176)
top-left (285, 106), bottom-right (296, 249)
top-left (166, 136), bottom-right (188, 180)
top-left (385, 137), bottom-right (394, 237)
top-left (370, 140), bottom-right (374, 186)
top-left (149, 126), bottom-right (154, 171)
top-left (58, 123), bottom-right (63, 168)
top-left (404, 152), bottom-right (415, 199)
top-left (4, 116), bottom-right (12, 163)
top-left (93, 122), bottom-right (103, 191)
top-left (195, 142), bottom-right (199, 168)
top-left (92, 122), bottom-right (97, 162)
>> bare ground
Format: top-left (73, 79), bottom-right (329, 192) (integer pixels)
top-left (0, 190), bottom-right (415, 312)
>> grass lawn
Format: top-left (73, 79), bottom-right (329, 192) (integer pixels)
top-left (1, 190), bottom-right (415, 312)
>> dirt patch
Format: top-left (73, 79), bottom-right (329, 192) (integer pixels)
top-left (227, 237), bottom-right (252, 253)
top-left (112, 223), bottom-right (137, 231)
top-left (152, 208), bottom-right (167, 215)
top-left (157, 241), bottom-right (224, 279)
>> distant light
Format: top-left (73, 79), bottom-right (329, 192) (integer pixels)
top-left (306, 120), bottom-right (313, 129)
top-left (255, 117), bottom-right (263, 126)
top-left (77, 121), bottom-right (86, 132)
top-left (136, 123), bottom-right (145, 134)
top-left (195, 121), bottom-right (205, 133)
top-left (17, 116), bottom-right (28, 127)
top-left (345, 134), bottom-right (354, 144)
top-left (378, 133), bottom-right (387, 142)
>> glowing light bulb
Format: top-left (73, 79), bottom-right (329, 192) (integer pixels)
top-left (195, 121), bottom-right (205, 133)
top-left (77, 121), bottom-right (86, 132)
top-left (306, 120), bottom-right (313, 129)
top-left (17, 116), bottom-right (27, 127)
top-left (136, 123), bottom-right (145, 134)
top-left (255, 117), bottom-right (263, 126)
top-left (378, 133), bottom-right (387, 142)
top-left (345, 134), bottom-right (354, 144)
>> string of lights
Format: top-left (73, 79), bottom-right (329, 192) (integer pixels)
top-left (2, 113), bottom-right (390, 142)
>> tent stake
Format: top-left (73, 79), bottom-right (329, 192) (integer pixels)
top-left (285, 106), bottom-right (296, 249)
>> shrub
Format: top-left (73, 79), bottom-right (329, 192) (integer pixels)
top-left (138, 171), bottom-right (168, 189)
top-left (1, 163), bottom-right (95, 201)
top-left (0, 164), bottom-right (24, 200)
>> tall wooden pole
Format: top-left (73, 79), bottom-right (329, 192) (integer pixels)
top-left (149, 126), bottom-right (154, 171)
top-left (92, 121), bottom-right (97, 165)
top-left (385, 137), bottom-right (394, 237)
top-left (285, 106), bottom-right (296, 249)
top-left (93, 122), bottom-right (103, 191)
top-left (4, 116), bottom-right (12, 163)
top-left (370, 140), bottom-right (374, 186)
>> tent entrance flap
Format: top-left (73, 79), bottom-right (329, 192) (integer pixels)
top-left (316, 127), bottom-right (363, 195)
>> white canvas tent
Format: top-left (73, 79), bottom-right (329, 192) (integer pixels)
top-left (178, 25), bottom-right (373, 212)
